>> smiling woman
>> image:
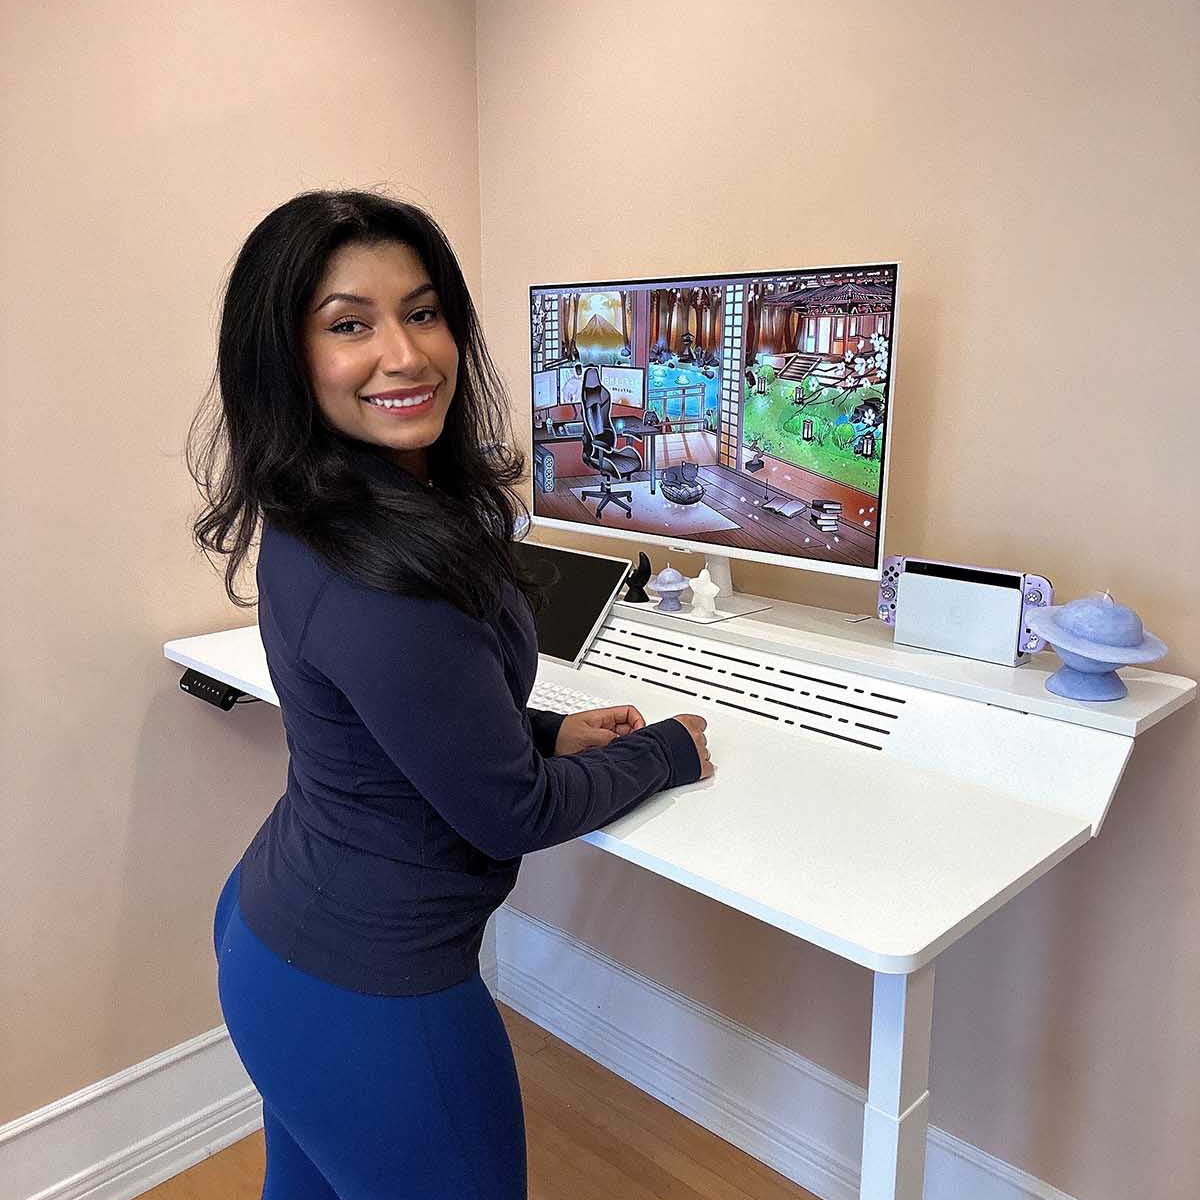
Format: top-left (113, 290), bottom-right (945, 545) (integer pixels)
top-left (187, 189), bottom-right (705, 1200)
top-left (186, 189), bottom-right (542, 622)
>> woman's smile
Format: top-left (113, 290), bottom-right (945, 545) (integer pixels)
top-left (361, 386), bottom-right (438, 416)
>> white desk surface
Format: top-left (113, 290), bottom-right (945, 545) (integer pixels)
top-left (165, 622), bottom-right (1106, 974)
top-left (541, 657), bottom-right (1094, 973)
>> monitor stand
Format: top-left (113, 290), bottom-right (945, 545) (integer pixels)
top-left (616, 549), bottom-right (772, 625)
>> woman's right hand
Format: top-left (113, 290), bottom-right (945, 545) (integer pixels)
top-left (672, 714), bottom-right (714, 779)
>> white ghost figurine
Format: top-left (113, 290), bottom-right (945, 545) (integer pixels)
top-left (688, 568), bottom-right (721, 618)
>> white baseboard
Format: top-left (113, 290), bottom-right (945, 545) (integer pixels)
top-left (0, 1027), bottom-right (262, 1200)
top-left (494, 904), bottom-right (1080, 1200)
top-left (0, 903), bottom-right (1078, 1200)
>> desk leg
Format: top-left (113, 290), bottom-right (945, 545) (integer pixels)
top-left (650, 434), bottom-right (657, 495)
top-left (860, 963), bottom-right (934, 1200)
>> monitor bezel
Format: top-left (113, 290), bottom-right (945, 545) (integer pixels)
top-left (527, 261), bottom-right (901, 583)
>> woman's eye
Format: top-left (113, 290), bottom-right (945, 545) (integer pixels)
top-left (329, 308), bottom-right (439, 334)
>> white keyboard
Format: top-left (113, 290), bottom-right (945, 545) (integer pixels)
top-left (528, 679), bottom-right (610, 715)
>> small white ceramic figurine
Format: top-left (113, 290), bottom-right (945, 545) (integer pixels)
top-left (688, 567), bottom-right (721, 619)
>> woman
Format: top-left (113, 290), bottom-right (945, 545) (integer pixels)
top-left (189, 189), bottom-right (713, 1200)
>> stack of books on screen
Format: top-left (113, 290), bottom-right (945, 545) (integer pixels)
top-left (808, 500), bottom-right (842, 532)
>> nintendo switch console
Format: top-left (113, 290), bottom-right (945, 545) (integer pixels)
top-left (878, 555), bottom-right (1053, 666)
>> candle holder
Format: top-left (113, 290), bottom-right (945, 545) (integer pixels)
top-left (687, 568), bottom-right (721, 619)
top-left (622, 552), bottom-right (652, 603)
top-left (646, 566), bottom-right (691, 613)
top-left (1027, 592), bottom-right (1167, 701)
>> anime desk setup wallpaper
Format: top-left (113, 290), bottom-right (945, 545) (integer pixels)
top-left (529, 265), bottom-right (897, 575)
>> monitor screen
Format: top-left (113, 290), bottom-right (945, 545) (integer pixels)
top-left (528, 264), bottom-right (898, 580)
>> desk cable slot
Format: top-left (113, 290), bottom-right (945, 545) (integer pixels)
top-left (582, 616), bottom-right (908, 753)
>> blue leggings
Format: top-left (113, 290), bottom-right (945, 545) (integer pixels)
top-left (213, 863), bottom-right (527, 1199)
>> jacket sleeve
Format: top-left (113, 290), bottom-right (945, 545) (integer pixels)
top-left (298, 573), bottom-right (703, 861)
top-left (527, 707), bottom-right (567, 757)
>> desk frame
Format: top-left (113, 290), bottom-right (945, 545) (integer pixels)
top-left (164, 599), bottom-right (1194, 1200)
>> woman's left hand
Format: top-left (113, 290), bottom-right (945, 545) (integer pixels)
top-left (554, 705), bottom-right (646, 755)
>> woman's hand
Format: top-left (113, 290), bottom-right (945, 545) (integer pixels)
top-left (670, 714), bottom-right (714, 779)
top-left (553, 705), bottom-right (646, 755)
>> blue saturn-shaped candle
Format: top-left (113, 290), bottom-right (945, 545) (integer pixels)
top-left (646, 565), bottom-right (691, 613)
top-left (1026, 592), bottom-right (1167, 701)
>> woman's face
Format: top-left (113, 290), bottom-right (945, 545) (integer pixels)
top-left (303, 240), bottom-right (459, 481)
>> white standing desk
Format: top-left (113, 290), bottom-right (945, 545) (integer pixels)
top-left (164, 594), bottom-right (1194, 1200)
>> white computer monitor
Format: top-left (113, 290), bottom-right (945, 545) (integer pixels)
top-left (527, 264), bottom-right (899, 597)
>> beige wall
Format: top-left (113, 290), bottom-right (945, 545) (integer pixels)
top-left (2, 1), bottom-right (1197, 1197)
top-left (477, 2), bottom-right (1199, 1198)
top-left (0, 0), bottom-right (481, 1122)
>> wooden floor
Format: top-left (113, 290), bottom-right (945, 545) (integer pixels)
top-left (141, 1002), bottom-right (819, 1200)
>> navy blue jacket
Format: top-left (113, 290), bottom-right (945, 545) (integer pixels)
top-left (237, 444), bottom-right (702, 995)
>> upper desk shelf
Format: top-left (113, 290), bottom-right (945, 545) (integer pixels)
top-left (607, 594), bottom-right (1195, 739)
top-left (163, 590), bottom-right (1195, 741)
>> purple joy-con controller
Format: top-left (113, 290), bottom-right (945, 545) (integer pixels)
top-left (877, 554), bottom-right (906, 625)
top-left (1019, 573), bottom-right (1053, 655)
top-left (877, 556), bottom-right (1054, 657)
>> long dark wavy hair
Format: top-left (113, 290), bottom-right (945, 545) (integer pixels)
top-left (187, 189), bottom-right (546, 622)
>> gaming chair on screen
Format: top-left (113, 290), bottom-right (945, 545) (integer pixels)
top-left (579, 365), bottom-right (642, 518)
